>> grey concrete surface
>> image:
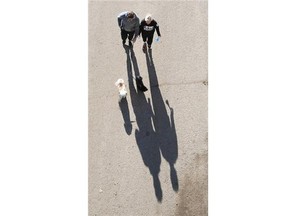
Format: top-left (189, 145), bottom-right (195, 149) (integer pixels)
top-left (89, 1), bottom-right (207, 215)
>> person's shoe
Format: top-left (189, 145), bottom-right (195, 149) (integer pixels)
top-left (129, 41), bottom-right (133, 47)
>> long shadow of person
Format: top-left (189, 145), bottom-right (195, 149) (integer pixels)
top-left (145, 49), bottom-right (179, 192)
top-left (124, 45), bottom-right (163, 202)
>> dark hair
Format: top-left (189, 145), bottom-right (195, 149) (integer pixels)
top-left (127, 11), bottom-right (134, 18)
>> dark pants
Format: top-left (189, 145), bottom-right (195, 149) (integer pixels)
top-left (142, 33), bottom-right (154, 46)
top-left (121, 29), bottom-right (135, 43)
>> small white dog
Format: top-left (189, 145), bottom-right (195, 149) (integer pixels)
top-left (115, 78), bottom-right (127, 102)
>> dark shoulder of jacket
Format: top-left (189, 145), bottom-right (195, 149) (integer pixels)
top-left (152, 20), bottom-right (158, 26)
top-left (140, 19), bottom-right (145, 24)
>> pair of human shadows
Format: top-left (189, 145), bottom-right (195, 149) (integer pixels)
top-left (121, 45), bottom-right (178, 202)
top-left (145, 49), bottom-right (179, 192)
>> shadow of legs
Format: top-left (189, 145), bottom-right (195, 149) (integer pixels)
top-left (153, 173), bottom-right (163, 202)
top-left (170, 163), bottom-right (179, 192)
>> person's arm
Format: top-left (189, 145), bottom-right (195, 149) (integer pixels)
top-left (139, 21), bottom-right (143, 36)
top-left (155, 21), bottom-right (161, 37)
top-left (134, 17), bottom-right (140, 36)
top-left (117, 12), bottom-right (127, 28)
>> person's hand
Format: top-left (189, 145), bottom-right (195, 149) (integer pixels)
top-left (155, 36), bottom-right (161, 42)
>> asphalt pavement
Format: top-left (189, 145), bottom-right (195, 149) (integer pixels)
top-left (89, 1), bottom-right (208, 215)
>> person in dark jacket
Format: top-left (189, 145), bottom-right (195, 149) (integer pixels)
top-left (139, 14), bottom-right (161, 52)
top-left (117, 11), bottom-right (140, 47)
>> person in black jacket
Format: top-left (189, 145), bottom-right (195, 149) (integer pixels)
top-left (139, 14), bottom-right (161, 52)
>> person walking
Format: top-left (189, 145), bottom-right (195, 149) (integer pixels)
top-left (139, 14), bottom-right (161, 52)
top-left (117, 11), bottom-right (140, 47)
